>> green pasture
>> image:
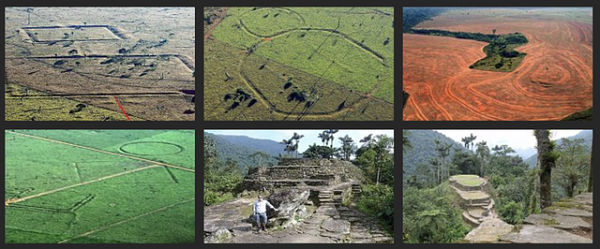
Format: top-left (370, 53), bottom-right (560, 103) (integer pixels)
top-left (5, 130), bottom-right (195, 243)
top-left (213, 7), bottom-right (394, 103)
top-left (204, 39), bottom-right (394, 121)
top-left (205, 7), bottom-right (394, 121)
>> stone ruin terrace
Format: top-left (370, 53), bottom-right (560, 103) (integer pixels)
top-left (243, 158), bottom-right (364, 192)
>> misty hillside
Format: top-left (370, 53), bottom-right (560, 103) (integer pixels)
top-left (402, 130), bottom-right (467, 175)
top-left (204, 132), bottom-right (285, 171)
top-left (525, 130), bottom-right (593, 167)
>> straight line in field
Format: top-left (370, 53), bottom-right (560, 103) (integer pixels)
top-left (112, 96), bottom-right (131, 121)
top-left (58, 197), bottom-right (195, 244)
top-left (5, 165), bottom-right (161, 206)
top-left (6, 131), bottom-right (195, 173)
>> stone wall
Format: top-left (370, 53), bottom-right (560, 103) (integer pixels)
top-left (243, 158), bottom-right (364, 191)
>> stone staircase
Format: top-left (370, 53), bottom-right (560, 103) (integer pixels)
top-left (318, 191), bottom-right (334, 206)
top-left (449, 175), bottom-right (513, 242)
top-left (351, 183), bottom-right (362, 195)
top-left (449, 175), bottom-right (496, 227)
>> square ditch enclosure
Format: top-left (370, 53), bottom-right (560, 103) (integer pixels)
top-left (22, 25), bottom-right (125, 43)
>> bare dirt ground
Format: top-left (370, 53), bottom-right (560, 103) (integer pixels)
top-left (403, 13), bottom-right (593, 121)
top-left (5, 7), bottom-right (195, 121)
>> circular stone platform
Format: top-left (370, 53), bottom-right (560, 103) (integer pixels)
top-left (119, 141), bottom-right (183, 156)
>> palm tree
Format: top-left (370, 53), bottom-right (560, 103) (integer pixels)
top-left (326, 129), bottom-right (339, 149)
top-left (338, 135), bottom-right (356, 160)
top-left (280, 139), bottom-right (293, 156)
top-left (318, 131), bottom-right (329, 146)
top-left (476, 141), bottom-right (490, 177)
top-left (291, 132), bottom-right (304, 158)
top-left (468, 133), bottom-right (477, 152)
top-left (360, 134), bottom-right (374, 147)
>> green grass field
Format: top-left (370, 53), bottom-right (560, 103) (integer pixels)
top-left (5, 130), bottom-right (195, 243)
top-left (205, 7), bottom-right (394, 121)
top-left (452, 175), bottom-right (484, 187)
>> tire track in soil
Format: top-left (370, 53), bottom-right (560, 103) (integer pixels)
top-left (57, 197), bottom-right (195, 244)
top-left (404, 19), bottom-right (592, 121)
top-left (6, 131), bottom-right (195, 173)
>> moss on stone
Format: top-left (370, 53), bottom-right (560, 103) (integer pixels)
top-left (543, 218), bottom-right (560, 226)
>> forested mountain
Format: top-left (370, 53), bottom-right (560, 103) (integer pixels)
top-left (216, 134), bottom-right (288, 156)
top-left (403, 130), bottom-right (467, 175)
top-left (525, 130), bottom-right (593, 167)
top-left (204, 132), bottom-right (284, 171)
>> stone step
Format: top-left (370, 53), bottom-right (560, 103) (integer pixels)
top-left (467, 207), bottom-right (485, 219)
top-left (467, 201), bottom-right (492, 208)
top-left (465, 218), bottom-right (514, 243)
top-left (462, 211), bottom-right (480, 227)
top-left (500, 225), bottom-right (592, 243)
top-left (524, 213), bottom-right (592, 231)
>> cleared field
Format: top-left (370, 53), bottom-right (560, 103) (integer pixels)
top-left (403, 8), bottom-right (593, 121)
top-left (5, 130), bottom-right (195, 243)
top-left (205, 7), bottom-right (394, 121)
top-left (5, 7), bottom-right (195, 121)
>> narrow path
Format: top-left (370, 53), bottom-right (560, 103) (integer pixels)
top-left (5, 165), bottom-right (160, 206)
top-left (204, 8), bottom-right (229, 41)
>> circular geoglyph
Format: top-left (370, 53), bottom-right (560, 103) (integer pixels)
top-left (119, 141), bottom-right (183, 156)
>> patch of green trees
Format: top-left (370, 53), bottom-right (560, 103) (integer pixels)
top-left (408, 28), bottom-right (528, 72)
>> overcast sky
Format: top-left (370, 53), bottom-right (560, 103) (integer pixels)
top-left (435, 130), bottom-right (586, 159)
top-left (206, 129), bottom-right (394, 153)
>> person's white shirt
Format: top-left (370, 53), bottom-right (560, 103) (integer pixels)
top-left (253, 199), bottom-right (275, 214)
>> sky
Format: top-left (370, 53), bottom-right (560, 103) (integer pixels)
top-left (434, 130), bottom-right (586, 159)
top-left (205, 129), bottom-right (394, 153)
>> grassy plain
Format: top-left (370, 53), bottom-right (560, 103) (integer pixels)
top-left (205, 7), bottom-right (394, 121)
top-left (5, 130), bottom-right (195, 243)
top-left (5, 7), bottom-right (195, 121)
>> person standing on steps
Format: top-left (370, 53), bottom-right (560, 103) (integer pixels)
top-left (253, 195), bottom-right (278, 233)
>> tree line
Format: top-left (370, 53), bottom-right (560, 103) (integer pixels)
top-left (403, 130), bottom-right (593, 243)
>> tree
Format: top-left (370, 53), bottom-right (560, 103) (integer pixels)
top-left (249, 151), bottom-right (270, 167)
top-left (476, 141), bottom-right (490, 177)
top-left (326, 129), bottom-right (340, 149)
top-left (291, 132), bottom-right (305, 158)
top-left (358, 134), bottom-right (394, 185)
top-left (303, 143), bottom-right (335, 159)
top-left (555, 138), bottom-right (588, 197)
top-left (434, 140), bottom-right (452, 183)
top-left (461, 133), bottom-right (476, 151)
top-left (534, 130), bottom-right (559, 209)
top-left (360, 134), bottom-right (374, 147)
top-left (403, 131), bottom-right (412, 153)
top-left (589, 139), bottom-right (593, 192)
top-left (318, 131), bottom-right (329, 146)
top-left (338, 135), bottom-right (356, 160)
top-left (280, 139), bottom-right (294, 156)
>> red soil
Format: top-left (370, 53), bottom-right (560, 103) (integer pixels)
top-left (403, 18), bottom-right (593, 121)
